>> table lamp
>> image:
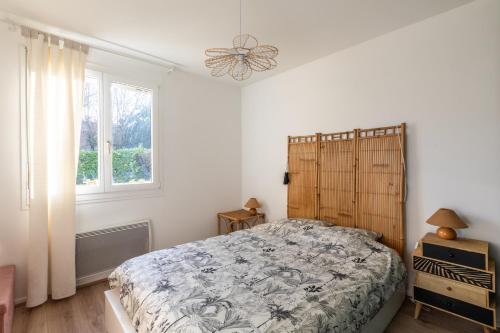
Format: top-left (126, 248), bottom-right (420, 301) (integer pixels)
top-left (426, 208), bottom-right (467, 240)
top-left (244, 198), bottom-right (261, 216)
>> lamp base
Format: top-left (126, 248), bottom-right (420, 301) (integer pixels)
top-left (436, 226), bottom-right (457, 240)
top-left (248, 208), bottom-right (257, 216)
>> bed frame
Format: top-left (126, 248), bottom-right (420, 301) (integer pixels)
top-left (287, 123), bottom-right (406, 256)
top-left (105, 289), bottom-right (135, 333)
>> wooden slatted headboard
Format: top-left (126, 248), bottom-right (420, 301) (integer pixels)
top-left (287, 124), bottom-right (406, 256)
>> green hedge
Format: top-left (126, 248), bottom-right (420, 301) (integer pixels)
top-left (77, 147), bottom-right (151, 185)
top-left (77, 150), bottom-right (98, 185)
top-left (112, 147), bottom-right (151, 183)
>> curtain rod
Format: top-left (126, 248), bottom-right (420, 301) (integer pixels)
top-left (0, 11), bottom-right (177, 71)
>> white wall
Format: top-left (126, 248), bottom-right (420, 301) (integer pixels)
top-left (241, 0), bottom-right (500, 295)
top-left (0, 24), bottom-right (242, 300)
top-left (0, 24), bottom-right (29, 302)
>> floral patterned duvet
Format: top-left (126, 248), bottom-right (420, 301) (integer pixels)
top-left (109, 219), bottom-right (406, 333)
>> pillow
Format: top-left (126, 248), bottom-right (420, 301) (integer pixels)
top-left (252, 219), bottom-right (382, 242)
top-left (330, 225), bottom-right (383, 241)
top-left (272, 218), bottom-right (335, 227)
top-left (251, 218), bottom-right (334, 233)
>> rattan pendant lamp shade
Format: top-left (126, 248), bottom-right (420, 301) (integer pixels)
top-left (426, 208), bottom-right (467, 240)
top-left (204, 0), bottom-right (278, 81)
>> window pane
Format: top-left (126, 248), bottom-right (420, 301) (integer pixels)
top-left (77, 76), bottom-right (99, 185)
top-left (111, 82), bottom-right (152, 184)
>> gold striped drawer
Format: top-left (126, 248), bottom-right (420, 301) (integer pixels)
top-left (413, 255), bottom-right (494, 291)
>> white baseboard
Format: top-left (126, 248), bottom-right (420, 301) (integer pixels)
top-left (77, 268), bottom-right (114, 287)
top-left (15, 296), bottom-right (27, 305)
top-left (13, 270), bottom-right (113, 307)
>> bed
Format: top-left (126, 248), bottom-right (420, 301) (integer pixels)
top-left (106, 125), bottom-right (407, 332)
top-left (106, 218), bottom-right (406, 333)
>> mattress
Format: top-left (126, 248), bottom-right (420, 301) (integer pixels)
top-left (109, 218), bottom-right (406, 333)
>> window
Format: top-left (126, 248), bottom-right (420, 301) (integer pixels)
top-left (77, 73), bottom-right (100, 188)
top-left (77, 69), bottom-right (159, 199)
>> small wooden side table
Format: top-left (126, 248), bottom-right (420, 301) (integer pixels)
top-left (217, 209), bottom-right (265, 235)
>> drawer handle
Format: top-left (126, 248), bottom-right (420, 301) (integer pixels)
top-left (446, 286), bottom-right (452, 291)
top-left (446, 301), bottom-right (453, 308)
top-left (448, 253), bottom-right (455, 259)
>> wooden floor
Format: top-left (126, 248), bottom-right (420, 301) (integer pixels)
top-left (12, 281), bottom-right (493, 333)
top-left (13, 282), bottom-right (108, 333)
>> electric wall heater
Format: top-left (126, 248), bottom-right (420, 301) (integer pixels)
top-left (76, 220), bottom-right (151, 286)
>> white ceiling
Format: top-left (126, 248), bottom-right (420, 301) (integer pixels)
top-left (1, 0), bottom-right (473, 85)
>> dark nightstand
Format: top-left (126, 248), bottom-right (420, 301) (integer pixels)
top-left (413, 233), bottom-right (496, 333)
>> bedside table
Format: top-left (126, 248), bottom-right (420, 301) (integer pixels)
top-left (217, 209), bottom-right (265, 235)
top-left (413, 233), bottom-right (496, 333)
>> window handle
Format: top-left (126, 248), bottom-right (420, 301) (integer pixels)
top-left (106, 140), bottom-right (112, 154)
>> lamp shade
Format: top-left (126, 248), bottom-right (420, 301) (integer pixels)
top-left (426, 208), bottom-right (467, 229)
top-left (244, 198), bottom-right (261, 209)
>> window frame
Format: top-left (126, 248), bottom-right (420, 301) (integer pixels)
top-left (77, 69), bottom-right (105, 195)
top-left (76, 67), bottom-right (161, 202)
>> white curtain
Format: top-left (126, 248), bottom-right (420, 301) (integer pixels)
top-left (25, 32), bottom-right (87, 307)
